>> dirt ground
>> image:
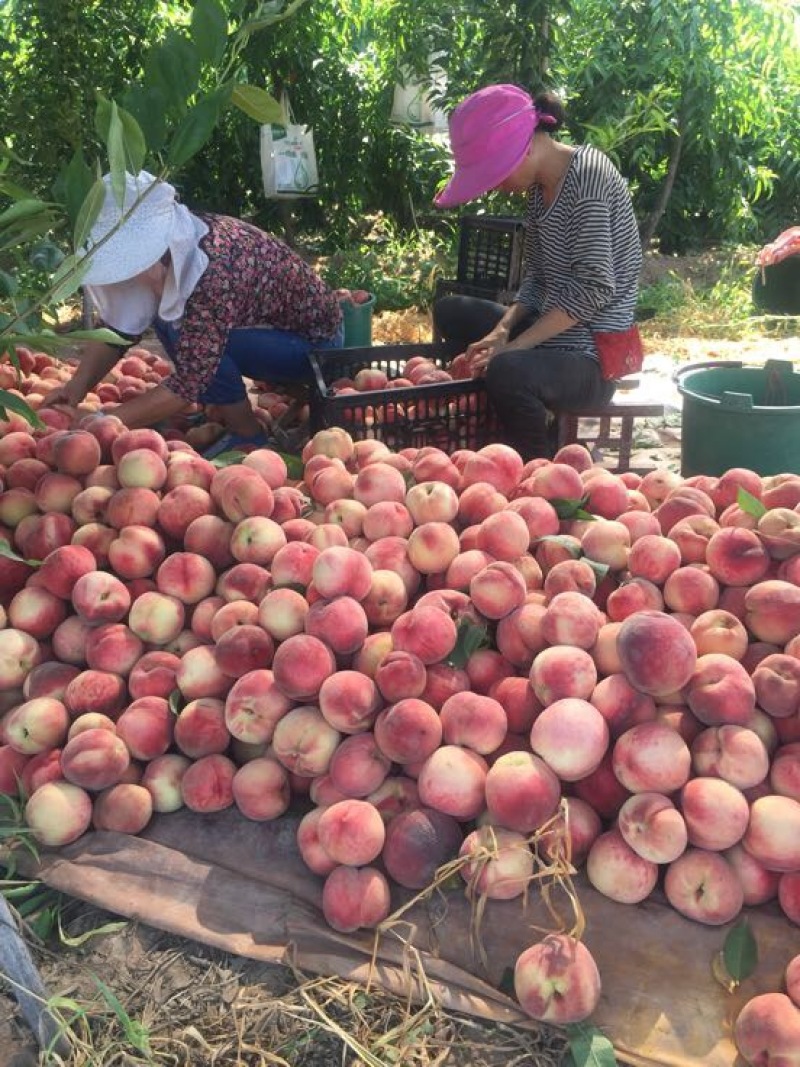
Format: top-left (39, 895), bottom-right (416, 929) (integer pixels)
top-left (1, 252), bottom-right (798, 1066)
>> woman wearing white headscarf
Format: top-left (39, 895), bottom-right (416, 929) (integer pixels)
top-left (43, 171), bottom-right (342, 455)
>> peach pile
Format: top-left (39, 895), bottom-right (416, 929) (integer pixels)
top-left (1, 397), bottom-right (800, 1036)
top-left (0, 344), bottom-right (308, 452)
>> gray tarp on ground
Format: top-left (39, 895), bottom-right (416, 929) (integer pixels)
top-left (31, 808), bottom-right (797, 1067)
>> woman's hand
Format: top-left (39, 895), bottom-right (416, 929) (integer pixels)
top-left (464, 324), bottom-right (509, 378)
top-left (40, 381), bottom-right (85, 421)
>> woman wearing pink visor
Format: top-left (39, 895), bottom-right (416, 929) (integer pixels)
top-left (434, 84), bottom-right (642, 460)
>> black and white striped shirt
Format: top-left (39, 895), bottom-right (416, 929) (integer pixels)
top-left (516, 144), bottom-right (642, 358)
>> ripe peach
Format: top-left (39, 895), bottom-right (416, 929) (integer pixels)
top-left (223, 668), bottom-right (292, 745)
top-left (616, 610), bottom-right (697, 697)
top-left (316, 797), bottom-right (386, 865)
top-left (180, 753), bottom-right (236, 813)
top-left (175, 645), bottom-right (231, 701)
top-left (173, 697), bottom-right (229, 759)
top-left (514, 934), bottom-right (601, 1025)
top-left (373, 698), bottom-right (442, 765)
top-left (753, 654), bottom-right (800, 718)
top-left (459, 826), bottom-right (534, 900)
top-left (24, 780), bottom-right (93, 846)
top-left (3, 697), bottom-right (70, 755)
top-left (85, 623), bottom-right (144, 677)
top-left (612, 721), bottom-right (692, 794)
top-left (231, 757), bottom-right (290, 821)
top-left (317, 670), bottom-right (381, 734)
top-left (684, 654), bottom-right (755, 726)
top-left (691, 725), bottom-right (769, 789)
top-left (743, 794), bottom-right (800, 872)
top-left (328, 733), bottom-right (391, 798)
top-left (618, 792), bottom-right (688, 864)
top-left (390, 604), bottom-right (458, 665)
top-left (484, 751), bottom-right (561, 833)
top-left (141, 753), bottom-right (192, 812)
top-left (92, 783), bottom-right (153, 834)
top-left (530, 645), bottom-right (597, 704)
top-left (321, 865), bottom-right (391, 933)
top-left (416, 745), bottom-right (487, 821)
top-left (61, 728), bottom-right (130, 791)
top-left (440, 691), bottom-right (507, 755)
top-left (64, 669), bottom-right (127, 719)
top-left (271, 705), bottom-right (340, 777)
top-left (71, 571), bottom-right (131, 624)
top-left (664, 848), bottom-right (744, 925)
top-left (127, 650), bottom-right (181, 700)
top-left (530, 697), bottom-right (609, 781)
top-left (115, 696), bottom-right (174, 761)
top-left (272, 634), bottom-right (336, 701)
top-left (724, 842), bottom-right (781, 906)
top-left (680, 776), bottom-right (750, 851)
top-left (586, 828), bottom-right (659, 904)
top-left (381, 805), bottom-right (463, 888)
top-left (734, 992), bottom-right (800, 1066)
top-left (690, 608), bottom-right (749, 659)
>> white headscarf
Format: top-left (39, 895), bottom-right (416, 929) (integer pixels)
top-left (82, 171), bottom-right (209, 335)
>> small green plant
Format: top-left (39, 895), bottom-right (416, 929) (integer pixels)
top-left (319, 215), bottom-right (456, 310)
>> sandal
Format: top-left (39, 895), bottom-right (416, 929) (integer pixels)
top-left (202, 430), bottom-right (272, 459)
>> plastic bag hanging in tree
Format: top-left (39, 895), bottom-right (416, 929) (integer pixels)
top-left (261, 92), bottom-right (319, 198)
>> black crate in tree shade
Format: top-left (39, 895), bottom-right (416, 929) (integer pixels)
top-left (308, 343), bottom-right (500, 453)
top-left (456, 215), bottom-right (526, 290)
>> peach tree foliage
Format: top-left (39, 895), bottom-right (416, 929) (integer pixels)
top-left (0, 0), bottom-right (301, 426)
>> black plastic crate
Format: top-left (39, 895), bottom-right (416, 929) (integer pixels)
top-left (456, 215), bottom-right (526, 290)
top-left (308, 343), bottom-right (499, 452)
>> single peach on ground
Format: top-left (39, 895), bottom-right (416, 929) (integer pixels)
top-left (514, 934), bottom-right (601, 1025)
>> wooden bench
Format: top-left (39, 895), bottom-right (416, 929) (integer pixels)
top-left (556, 382), bottom-right (665, 473)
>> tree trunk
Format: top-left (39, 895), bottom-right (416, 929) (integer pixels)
top-left (639, 123), bottom-right (684, 250)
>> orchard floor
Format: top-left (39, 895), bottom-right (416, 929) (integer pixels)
top-left (2, 258), bottom-right (799, 1066)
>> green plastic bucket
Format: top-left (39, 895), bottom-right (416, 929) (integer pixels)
top-left (340, 294), bottom-right (375, 348)
top-left (674, 359), bottom-right (800, 477)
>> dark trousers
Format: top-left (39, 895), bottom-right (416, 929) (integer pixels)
top-left (433, 295), bottom-right (615, 460)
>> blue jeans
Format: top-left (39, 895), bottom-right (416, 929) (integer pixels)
top-left (153, 320), bottom-right (344, 406)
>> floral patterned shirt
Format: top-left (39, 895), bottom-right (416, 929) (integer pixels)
top-left (162, 214), bottom-right (341, 402)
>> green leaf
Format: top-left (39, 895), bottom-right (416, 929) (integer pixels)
top-left (145, 32), bottom-right (202, 115)
top-left (533, 534), bottom-right (583, 558)
top-left (96, 98), bottom-right (147, 182)
top-left (497, 966), bottom-right (516, 998)
top-left (723, 918), bottom-right (758, 982)
top-left (0, 199), bottom-right (53, 228)
top-left (0, 391), bottom-right (45, 431)
top-left (0, 540), bottom-right (42, 567)
top-left (584, 559), bottom-right (610, 583)
top-left (0, 269), bottom-right (18, 297)
top-left (551, 495), bottom-right (592, 520)
top-left (565, 1022), bottom-right (618, 1067)
top-left (210, 449), bottom-right (247, 467)
top-left (737, 487), bottom-right (767, 519)
top-left (58, 916), bottom-right (128, 947)
top-left (94, 976), bottom-right (151, 1055)
top-left (168, 689), bottom-right (184, 717)
top-left (48, 253), bottom-right (89, 305)
top-left (73, 178), bottom-right (107, 253)
top-left (167, 92), bottom-right (224, 168)
top-left (55, 150), bottom-right (95, 232)
top-left (446, 617), bottom-right (491, 669)
top-left (230, 85), bottom-right (284, 124)
top-left (122, 86), bottom-right (168, 153)
top-left (191, 0), bottom-right (229, 66)
top-left (278, 451), bottom-right (303, 480)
